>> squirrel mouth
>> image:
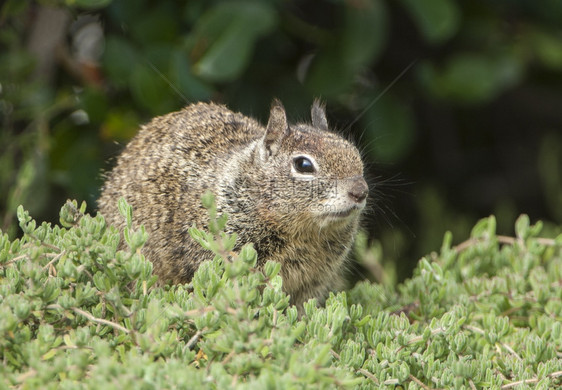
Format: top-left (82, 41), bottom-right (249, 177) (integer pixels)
top-left (321, 205), bottom-right (362, 220)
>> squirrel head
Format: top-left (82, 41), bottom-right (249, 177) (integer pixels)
top-left (251, 99), bottom-right (368, 229)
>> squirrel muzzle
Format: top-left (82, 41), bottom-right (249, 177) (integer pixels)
top-left (348, 177), bottom-right (368, 204)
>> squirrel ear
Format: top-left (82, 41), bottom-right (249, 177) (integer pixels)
top-left (264, 98), bottom-right (288, 156)
top-left (311, 99), bottom-right (328, 131)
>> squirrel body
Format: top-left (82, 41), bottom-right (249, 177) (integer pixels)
top-left (98, 100), bottom-right (368, 308)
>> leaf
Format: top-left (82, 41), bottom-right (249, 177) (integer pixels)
top-left (400, 0), bottom-right (460, 44)
top-left (129, 64), bottom-right (174, 115)
top-left (471, 216), bottom-right (491, 238)
top-left (169, 50), bottom-right (212, 103)
top-left (306, 0), bottom-right (388, 96)
top-left (41, 348), bottom-right (58, 361)
top-left (363, 94), bottom-right (416, 163)
top-left (532, 30), bottom-right (562, 70)
top-left (80, 87), bottom-right (108, 124)
top-left (128, 3), bottom-right (179, 44)
top-left (238, 243), bottom-right (256, 266)
top-left (101, 109), bottom-right (140, 141)
top-left (117, 198), bottom-right (132, 228)
top-left (515, 214), bottom-right (530, 240)
top-left (63, 334), bottom-right (74, 347)
top-left (418, 53), bottom-right (524, 103)
top-left (102, 37), bottom-right (139, 87)
top-left (1, 0), bottom-right (29, 19)
top-left (188, 227), bottom-right (213, 251)
top-left (190, 1), bottom-right (277, 82)
top-left (72, 0), bottom-right (113, 10)
top-left (341, 0), bottom-right (388, 70)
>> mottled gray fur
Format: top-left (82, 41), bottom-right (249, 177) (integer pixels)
top-left (98, 100), bottom-right (368, 309)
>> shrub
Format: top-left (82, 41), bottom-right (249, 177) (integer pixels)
top-left (1, 197), bottom-right (561, 389)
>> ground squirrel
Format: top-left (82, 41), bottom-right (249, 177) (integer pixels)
top-left (98, 99), bottom-right (368, 308)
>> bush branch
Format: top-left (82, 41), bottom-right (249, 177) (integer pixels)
top-left (72, 307), bottom-right (130, 334)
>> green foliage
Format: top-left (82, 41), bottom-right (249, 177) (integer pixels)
top-left (399, 0), bottom-right (460, 44)
top-left (1, 0), bottom-right (561, 283)
top-left (1, 199), bottom-right (562, 388)
top-left (305, 0), bottom-right (387, 97)
top-left (188, 1), bottom-right (278, 83)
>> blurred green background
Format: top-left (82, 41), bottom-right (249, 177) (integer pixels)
top-left (1, 0), bottom-right (561, 281)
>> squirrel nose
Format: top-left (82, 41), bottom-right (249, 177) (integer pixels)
top-left (348, 178), bottom-right (368, 203)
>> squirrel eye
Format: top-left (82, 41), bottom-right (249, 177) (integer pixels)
top-left (293, 156), bottom-right (315, 174)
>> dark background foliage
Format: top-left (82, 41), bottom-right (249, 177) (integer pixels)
top-left (1, 0), bottom-right (561, 281)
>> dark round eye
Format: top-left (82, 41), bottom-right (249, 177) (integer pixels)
top-left (293, 156), bottom-right (316, 173)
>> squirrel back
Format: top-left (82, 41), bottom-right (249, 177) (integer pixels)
top-left (98, 100), bottom-right (368, 308)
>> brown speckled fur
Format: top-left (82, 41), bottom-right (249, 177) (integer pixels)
top-left (98, 100), bottom-right (368, 309)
